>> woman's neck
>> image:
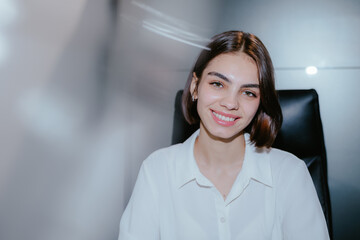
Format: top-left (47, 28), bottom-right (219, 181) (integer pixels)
top-left (194, 125), bottom-right (246, 169)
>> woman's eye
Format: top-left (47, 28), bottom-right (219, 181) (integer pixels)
top-left (243, 90), bottom-right (257, 97)
top-left (210, 81), bottom-right (223, 88)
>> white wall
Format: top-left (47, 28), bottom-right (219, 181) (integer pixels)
top-left (216, 0), bottom-right (360, 238)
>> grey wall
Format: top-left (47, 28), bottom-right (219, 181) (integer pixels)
top-left (0, 0), bottom-right (359, 239)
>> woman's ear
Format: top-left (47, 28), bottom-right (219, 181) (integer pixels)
top-left (190, 72), bottom-right (198, 100)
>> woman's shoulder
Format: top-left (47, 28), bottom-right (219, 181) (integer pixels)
top-left (265, 147), bottom-right (308, 179)
top-left (265, 147), bottom-right (303, 165)
top-left (263, 147), bottom-right (312, 190)
top-left (137, 142), bottom-right (190, 188)
top-left (146, 142), bottom-right (184, 160)
top-left (142, 142), bottom-right (187, 170)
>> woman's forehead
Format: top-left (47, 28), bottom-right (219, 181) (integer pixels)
top-left (203, 53), bottom-right (258, 82)
top-left (206, 52), bottom-right (256, 69)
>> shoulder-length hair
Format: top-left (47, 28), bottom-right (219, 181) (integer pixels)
top-left (182, 30), bottom-right (282, 148)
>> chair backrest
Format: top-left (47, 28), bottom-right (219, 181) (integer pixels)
top-left (171, 89), bottom-right (332, 238)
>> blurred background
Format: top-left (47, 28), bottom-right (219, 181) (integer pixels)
top-left (0, 0), bottom-right (359, 239)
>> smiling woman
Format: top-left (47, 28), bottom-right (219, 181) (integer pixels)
top-left (190, 52), bottom-right (261, 141)
top-left (183, 31), bottom-right (282, 148)
top-left (118, 31), bottom-right (330, 240)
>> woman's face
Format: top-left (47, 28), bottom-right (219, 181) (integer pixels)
top-left (190, 52), bottom-right (260, 140)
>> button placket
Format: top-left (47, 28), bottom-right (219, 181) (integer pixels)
top-left (215, 194), bottom-right (231, 240)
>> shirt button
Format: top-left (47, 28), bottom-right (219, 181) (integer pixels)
top-left (220, 217), bottom-right (226, 223)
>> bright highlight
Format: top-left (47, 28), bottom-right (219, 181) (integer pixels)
top-left (305, 66), bottom-right (318, 75)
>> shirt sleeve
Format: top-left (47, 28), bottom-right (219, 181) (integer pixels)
top-left (279, 159), bottom-right (330, 240)
top-left (119, 161), bottom-right (160, 240)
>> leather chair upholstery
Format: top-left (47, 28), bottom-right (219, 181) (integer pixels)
top-left (171, 89), bottom-right (332, 238)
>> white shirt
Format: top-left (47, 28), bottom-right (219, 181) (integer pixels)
top-left (119, 130), bottom-right (329, 240)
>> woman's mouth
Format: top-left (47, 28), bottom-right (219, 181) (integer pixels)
top-left (211, 110), bottom-right (239, 126)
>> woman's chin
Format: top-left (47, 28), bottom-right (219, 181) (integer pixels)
top-left (201, 125), bottom-right (243, 143)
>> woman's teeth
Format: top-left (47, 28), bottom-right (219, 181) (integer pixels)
top-left (212, 111), bottom-right (235, 122)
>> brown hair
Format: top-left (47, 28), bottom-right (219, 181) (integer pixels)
top-left (182, 31), bottom-right (282, 148)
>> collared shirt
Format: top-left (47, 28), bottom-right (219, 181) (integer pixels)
top-left (119, 130), bottom-right (329, 240)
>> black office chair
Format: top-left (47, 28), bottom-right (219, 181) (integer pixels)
top-left (171, 89), bottom-right (332, 238)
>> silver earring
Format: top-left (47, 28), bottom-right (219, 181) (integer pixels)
top-left (192, 95), bottom-right (195, 102)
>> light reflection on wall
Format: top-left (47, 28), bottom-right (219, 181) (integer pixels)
top-left (0, 0), bottom-right (17, 64)
top-left (131, 1), bottom-right (211, 50)
top-left (16, 88), bottom-right (81, 141)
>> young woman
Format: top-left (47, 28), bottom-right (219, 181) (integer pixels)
top-left (119, 31), bottom-right (329, 240)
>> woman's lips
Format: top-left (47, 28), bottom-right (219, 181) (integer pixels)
top-left (211, 110), bottom-right (240, 126)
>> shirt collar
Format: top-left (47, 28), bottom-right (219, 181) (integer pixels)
top-left (242, 133), bottom-right (273, 187)
top-left (176, 129), bottom-right (210, 188)
top-left (175, 130), bottom-right (273, 189)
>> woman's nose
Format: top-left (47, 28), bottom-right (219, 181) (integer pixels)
top-left (220, 93), bottom-right (239, 110)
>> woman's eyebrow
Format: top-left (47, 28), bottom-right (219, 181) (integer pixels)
top-left (241, 83), bottom-right (260, 88)
top-left (208, 71), bottom-right (230, 82)
top-left (208, 71), bottom-right (259, 88)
